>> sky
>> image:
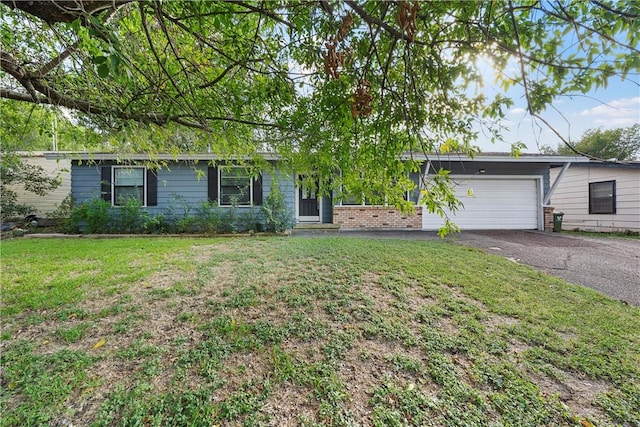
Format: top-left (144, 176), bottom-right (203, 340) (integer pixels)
top-left (472, 75), bottom-right (640, 154)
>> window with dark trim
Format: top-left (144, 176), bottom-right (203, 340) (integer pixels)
top-left (208, 166), bottom-right (262, 206)
top-left (589, 180), bottom-right (616, 214)
top-left (220, 168), bottom-right (252, 206)
top-left (113, 167), bottom-right (145, 206)
top-left (101, 165), bottom-right (157, 207)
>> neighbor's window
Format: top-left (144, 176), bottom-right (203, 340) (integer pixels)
top-left (589, 180), bottom-right (616, 214)
top-left (113, 167), bottom-right (145, 206)
top-left (220, 168), bottom-right (252, 206)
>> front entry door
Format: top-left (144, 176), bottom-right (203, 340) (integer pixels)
top-left (297, 178), bottom-right (320, 222)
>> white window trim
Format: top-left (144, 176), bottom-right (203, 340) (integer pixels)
top-left (112, 166), bottom-right (147, 207)
top-left (218, 166), bottom-right (254, 207)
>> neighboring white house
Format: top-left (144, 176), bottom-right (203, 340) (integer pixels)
top-left (8, 152), bottom-right (71, 217)
top-left (549, 162), bottom-right (640, 232)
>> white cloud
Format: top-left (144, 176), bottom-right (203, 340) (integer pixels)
top-left (576, 97), bottom-right (640, 128)
top-left (508, 107), bottom-right (527, 115)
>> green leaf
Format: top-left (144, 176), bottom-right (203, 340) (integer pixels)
top-left (109, 55), bottom-right (120, 76)
top-left (97, 63), bottom-right (110, 78)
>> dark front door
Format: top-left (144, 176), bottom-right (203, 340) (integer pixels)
top-left (298, 180), bottom-right (320, 221)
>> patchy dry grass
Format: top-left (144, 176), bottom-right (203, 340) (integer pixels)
top-left (1, 237), bottom-right (639, 426)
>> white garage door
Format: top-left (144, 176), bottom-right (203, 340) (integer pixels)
top-left (422, 177), bottom-right (540, 230)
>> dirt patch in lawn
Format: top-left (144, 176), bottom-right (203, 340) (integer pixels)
top-left (531, 370), bottom-right (610, 424)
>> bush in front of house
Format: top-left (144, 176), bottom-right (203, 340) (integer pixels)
top-left (63, 195), bottom-right (271, 235)
top-left (262, 180), bottom-right (294, 232)
top-left (65, 198), bottom-right (112, 233)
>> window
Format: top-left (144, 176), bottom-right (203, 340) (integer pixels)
top-left (407, 172), bottom-right (422, 204)
top-left (219, 168), bottom-right (252, 206)
top-left (341, 193), bottom-right (365, 206)
top-left (113, 167), bottom-right (145, 206)
top-left (589, 180), bottom-right (616, 214)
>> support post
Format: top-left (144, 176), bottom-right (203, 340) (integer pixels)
top-left (543, 162), bottom-right (571, 205)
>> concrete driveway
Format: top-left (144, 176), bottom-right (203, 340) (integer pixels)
top-left (305, 229), bottom-right (640, 306)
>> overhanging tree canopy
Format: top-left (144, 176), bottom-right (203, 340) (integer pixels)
top-left (555, 124), bottom-right (640, 160)
top-left (2, 0), bottom-right (639, 214)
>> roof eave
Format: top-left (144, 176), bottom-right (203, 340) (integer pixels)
top-left (400, 153), bottom-right (591, 163)
top-left (43, 152), bottom-right (283, 162)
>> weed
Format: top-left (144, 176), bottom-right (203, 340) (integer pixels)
top-left (1, 341), bottom-right (95, 426)
top-left (285, 313), bottom-right (328, 341)
top-left (387, 354), bottom-right (423, 374)
top-left (370, 380), bottom-right (436, 426)
top-left (176, 311), bottom-right (199, 323)
top-left (56, 322), bottom-right (91, 343)
top-left (216, 378), bottom-right (272, 421)
top-left (112, 313), bottom-right (146, 334)
top-left (117, 339), bottom-right (162, 359)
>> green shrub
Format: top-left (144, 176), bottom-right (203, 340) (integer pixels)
top-left (195, 201), bottom-right (221, 234)
top-left (238, 207), bottom-right (261, 233)
top-left (115, 197), bottom-right (146, 233)
top-left (66, 198), bottom-right (112, 233)
top-left (263, 182), bottom-right (293, 232)
top-left (218, 199), bottom-right (238, 234)
top-left (62, 191), bottom-right (285, 235)
top-left (50, 194), bottom-right (75, 220)
top-left (141, 214), bottom-right (170, 234)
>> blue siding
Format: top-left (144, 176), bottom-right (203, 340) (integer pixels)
top-left (322, 195), bottom-right (333, 223)
top-left (71, 162), bottom-right (297, 225)
top-left (263, 169), bottom-right (295, 216)
top-left (72, 163), bottom-right (208, 216)
top-left (154, 164), bottom-right (207, 216)
top-left (71, 164), bottom-right (104, 202)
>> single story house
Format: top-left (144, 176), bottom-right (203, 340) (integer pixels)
top-left (51, 152), bottom-right (589, 231)
top-left (549, 161), bottom-right (640, 232)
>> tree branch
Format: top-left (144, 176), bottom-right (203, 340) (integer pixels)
top-left (344, 0), bottom-right (426, 45)
top-left (0, 89), bottom-right (45, 103)
top-left (0, 0), bottom-right (132, 24)
top-left (34, 41), bottom-right (79, 77)
top-left (590, 0), bottom-right (640, 19)
top-left (225, 0), bottom-right (296, 30)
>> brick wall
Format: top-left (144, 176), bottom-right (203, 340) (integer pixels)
top-left (543, 206), bottom-right (554, 232)
top-left (333, 206), bottom-right (423, 229)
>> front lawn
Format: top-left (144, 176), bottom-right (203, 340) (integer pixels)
top-left (1, 237), bottom-right (638, 426)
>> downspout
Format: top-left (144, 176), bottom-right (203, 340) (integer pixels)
top-left (543, 162), bottom-right (571, 205)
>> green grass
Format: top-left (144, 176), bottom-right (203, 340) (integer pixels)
top-left (562, 229), bottom-right (640, 239)
top-left (1, 237), bottom-right (639, 426)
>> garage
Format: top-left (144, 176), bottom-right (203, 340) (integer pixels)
top-left (422, 176), bottom-right (541, 230)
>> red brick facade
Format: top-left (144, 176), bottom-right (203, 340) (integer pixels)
top-left (543, 206), bottom-right (554, 232)
top-left (333, 206), bottom-right (423, 229)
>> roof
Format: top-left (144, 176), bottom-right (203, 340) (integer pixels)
top-left (567, 161), bottom-right (640, 169)
top-left (45, 151), bottom-right (591, 165)
top-left (401, 152), bottom-right (591, 165)
top-left (43, 151), bottom-right (282, 161)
